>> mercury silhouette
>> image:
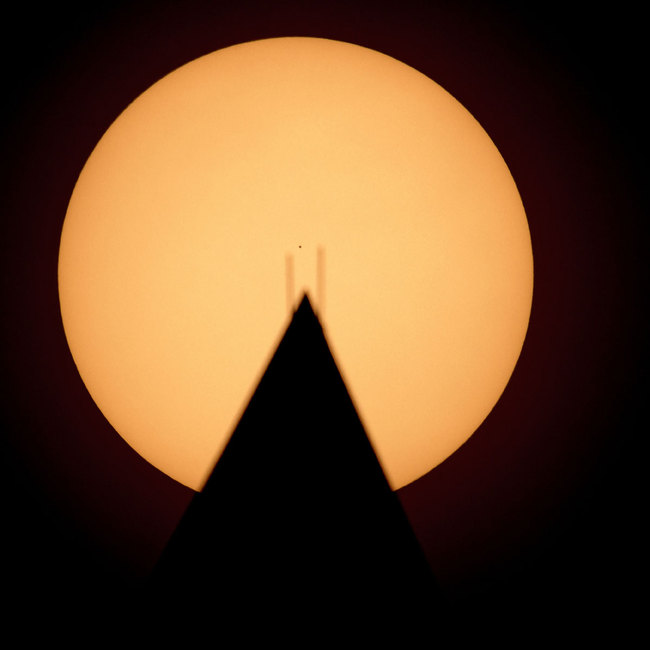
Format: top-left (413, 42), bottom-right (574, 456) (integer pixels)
top-left (58, 37), bottom-right (533, 490)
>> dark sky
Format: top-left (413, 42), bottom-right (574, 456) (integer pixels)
top-left (1, 0), bottom-right (646, 635)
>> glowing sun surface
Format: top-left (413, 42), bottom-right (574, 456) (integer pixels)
top-left (58, 37), bottom-right (533, 491)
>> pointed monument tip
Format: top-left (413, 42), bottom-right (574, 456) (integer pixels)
top-left (292, 292), bottom-right (322, 329)
top-left (297, 292), bottom-right (314, 312)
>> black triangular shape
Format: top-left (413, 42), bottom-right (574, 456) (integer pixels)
top-left (151, 293), bottom-right (442, 625)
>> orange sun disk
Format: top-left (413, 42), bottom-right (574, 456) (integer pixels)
top-left (58, 37), bottom-right (533, 491)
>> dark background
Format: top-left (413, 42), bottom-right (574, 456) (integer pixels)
top-left (1, 0), bottom-right (646, 636)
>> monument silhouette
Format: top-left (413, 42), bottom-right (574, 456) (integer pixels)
top-left (151, 294), bottom-right (443, 628)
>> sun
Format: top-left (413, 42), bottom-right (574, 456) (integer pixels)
top-left (58, 36), bottom-right (533, 491)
